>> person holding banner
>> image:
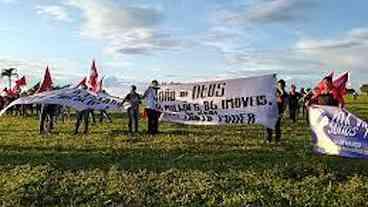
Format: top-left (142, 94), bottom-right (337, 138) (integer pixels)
top-left (266, 79), bottom-right (288, 143)
top-left (317, 76), bottom-right (343, 107)
top-left (122, 85), bottom-right (142, 133)
top-left (143, 80), bottom-right (161, 135)
top-left (39, 104), bottom-right (58, 134)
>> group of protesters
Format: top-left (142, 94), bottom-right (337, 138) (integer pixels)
top-left (0, 69), bottom-right (348, 142)
top-left (267, 75), bottom-right (346, 143)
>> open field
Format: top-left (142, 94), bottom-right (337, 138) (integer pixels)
top-left (0, 96), bottom-right (367, 206)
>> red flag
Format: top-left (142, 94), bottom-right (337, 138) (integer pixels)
top-left (333, 72), bottom-right (349, 95)
top-left (15, 76), bottom-right (26, 87)
top-left (96, 76), bottom-right (104, 92)
top-left (317, 71), bottom-right (334, 93)
top-left (87, 60), bottom-right (99, 92)
top-left (332, 72), bottom-right (349, 105)
top-left (3, 88), bottom-right (16, 97)
top-left (37, 66), bottom-right (53, 93)
top-left (76, 77), bottom-right (87, 88)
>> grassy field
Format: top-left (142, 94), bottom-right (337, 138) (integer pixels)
top-left (0, 96), bottom-right (367, 206)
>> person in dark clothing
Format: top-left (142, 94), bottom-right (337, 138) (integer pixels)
top-left (74, 109), bottom-right (92, 134)
top-left (288, 84), bottom-right (301, 123)
top-left (143, 80), bottom-right (161, 135)
top-left (99, 110), bottom-right (112, 123)
top-left (299, 87), bottom-right (307, 118)
top-left (123, 85), bottom-right (142, 133)
top-left (266, 79), bottom-right (288, 143)
top-left (39, 104), bottom-right (58, 134)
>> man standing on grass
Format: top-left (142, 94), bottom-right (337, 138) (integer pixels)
top-left (266, 79), bottom-right (288, 143)
top-left (288, 84), bottom-right (301, 123)
top-left (143, 80), bottom-right (161, 135)
top-left (123, 85), bottom-right (142, 133)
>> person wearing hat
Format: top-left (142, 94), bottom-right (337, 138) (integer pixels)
top-left (143, 80), bottom-right (160, 135)
top-left (122, 85), bottom-right (142, 133)
top-left (266, 79), bottom-right (288, 143)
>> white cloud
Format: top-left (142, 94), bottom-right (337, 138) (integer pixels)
top-left (295, 27), bottom-right (368, 72)
top-left (66, 0), bottom-right (185, 56)
top-left (218, 0), bottom-right (316, 25)
top-left (35, 5), bottom-right (72, 22)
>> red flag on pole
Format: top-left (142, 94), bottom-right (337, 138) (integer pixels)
top-left (76, 77), bottom-right (87, 88)
top-left (15, 76), bottom-right (26, 87)
top-left (332, 72), bottom-right (349, 105)
top-left (37, 66), bottom-right (53, 93)
top-left (87, 60), bottom-right (99, 92)
top-left (317, 71), bottom-right (334, 93)
top-left (96, 76), bottom-right (104, 92)
top-left (333, 72), bottom-right (349, 95)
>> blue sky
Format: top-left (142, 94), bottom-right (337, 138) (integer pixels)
top-left (0, 0), bottom-right (367, 95)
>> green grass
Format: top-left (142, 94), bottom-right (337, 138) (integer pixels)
top-left (0, 96), bottom-right (367, 206)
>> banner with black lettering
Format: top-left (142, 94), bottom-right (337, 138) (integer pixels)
top-left (309, 105), bottom-right (368, 159)
top-left (0, 88), bottom-right (124, 115)
top-left (157, 74), bottom-right (279, 129)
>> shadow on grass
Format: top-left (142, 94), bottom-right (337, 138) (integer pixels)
top-left (0, 142), bottom-right (367, 182)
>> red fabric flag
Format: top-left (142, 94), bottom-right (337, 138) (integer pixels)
top-left (37, 66), bottom-right (53, 93)
top-left (333, 72), bottom-right (349, 95)
top-left (96, 76), bottom-right (104, 92)
top-left (15, 76), bottom-right (27, 87)
top-left (76, 77), bottom-right (87, 88)
top-left (317, 71), bottom-right (334, 93)
top-left (332, 72), bottom-right (349, 105)
top-left (9, 76), bottom-right (27, 95)
top-left (88, 60), bottom-right (99, 92)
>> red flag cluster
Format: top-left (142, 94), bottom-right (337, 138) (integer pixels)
top-left (313, 71), bottom-right (349, 106)
top-left (76, 60), bottom-right (104, 93)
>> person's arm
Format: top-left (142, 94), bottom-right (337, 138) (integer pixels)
top-left (143, 88), bottom-right (150, 98)
top-left (122, 94), bottom-right (130, 103)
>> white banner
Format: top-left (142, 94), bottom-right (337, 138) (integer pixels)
top-left (157, 74), bottom-right (279, 128)
top-left (0, 88), bottom-right (124, 115)
top-left (309, 105), bottom-right (368, 159)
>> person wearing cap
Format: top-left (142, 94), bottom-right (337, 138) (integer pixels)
top-left (143, 80), bottom-right (160, 135)
top-left (122, 85), bottom-right (142, 133)
top-left (288, 84), bottom-right (301, 123)
top-left (266, 79), bottom-right (288, 143)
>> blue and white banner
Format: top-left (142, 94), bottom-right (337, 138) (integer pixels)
top-left (309, 105), bottom-right (368, 159)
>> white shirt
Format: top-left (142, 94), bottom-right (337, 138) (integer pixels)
top-left (144, 87), bottom-right (158, 109)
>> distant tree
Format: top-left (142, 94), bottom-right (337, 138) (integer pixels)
top-left (1, 68), bottom-right (18, 89)
top-left (360, 84), bottom-right (368, 95)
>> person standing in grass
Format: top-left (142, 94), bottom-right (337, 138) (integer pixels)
top-left (74, 84), bottom-right (92, 135)
top-left (122, 85), bottom-right (142, 133)
top-left (288, 84), bottom-right (301, 123)
top-left (266, 79), bottom-right (288, 143)
top-left (143, 80), bottom-right (161, 135)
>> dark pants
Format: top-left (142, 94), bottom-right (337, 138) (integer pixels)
top-left (39, 105), bottom-right (55, 134)
top-left (99, 110), bottom-right (112, 123)
top-left (146, 108), bottom-right (159, 135)
top-left (75, 110), bottom-right (90, 134)
top-left (128, 108), bottom-right (139, 133)
top-left (289, 107), bottom-right (297, 123)
top-left (266, 117), bottom-right (281, 143)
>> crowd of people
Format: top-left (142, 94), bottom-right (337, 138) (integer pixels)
top-left (267, 76), bottom-right (346, 143)
top-left (0, 76), bottom-right (347, 141)
top-left (0, 80), bottom-right (163, 136)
